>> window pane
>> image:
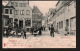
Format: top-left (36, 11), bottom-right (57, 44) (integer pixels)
top-left (25, 19), bottom-right (31, 26)
top-left (10, 9), bottom-right (12, 14)
top-left (15, 2), bottom-right (18, 7)
top-left (11, 2), bottom-right (14, 6)
top-left (5, 9), bottom-right (9, 14)
top-left (15, 10), bottom-right (18, 15)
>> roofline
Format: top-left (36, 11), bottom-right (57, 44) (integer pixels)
top-left (5, 1), bottom-right (11, 6)
top-left (55, 0), bottom-right (60, 6)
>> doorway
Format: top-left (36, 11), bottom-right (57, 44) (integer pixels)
top-left (66, 19), bottom-right (69, 32)
top-left (19, 20), bottom-right (23, 28)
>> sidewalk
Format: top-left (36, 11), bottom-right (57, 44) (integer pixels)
top-left (42, 30), bottom-right (64, 37)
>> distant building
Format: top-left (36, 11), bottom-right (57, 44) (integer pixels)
top-left (2, 5), bottom-right (15, 28)
top-left (47, 8), bottom-right (56, 28)
top-left (3, 1), bottom-right (32, 32)
top-left (53, 1), bottom-right (76, 35)
top-left (32, 6), bottom-right (43, 28)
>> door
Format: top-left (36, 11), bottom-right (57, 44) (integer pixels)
top-left (19, 20), bottom-right (23, 28)
top-left (66, 19), bottom-right (69, 32)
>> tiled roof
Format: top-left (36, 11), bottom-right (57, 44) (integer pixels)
top-left (32, 6), bottom-right (42, 15)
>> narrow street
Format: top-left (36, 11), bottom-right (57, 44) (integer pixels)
top-left (3, 29), bottom-right (76, 48)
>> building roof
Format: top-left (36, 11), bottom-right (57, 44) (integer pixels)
top-left (32, 6), bottom-right (43, 15)
top-left (56, 0), bottom-right (60, 6)
top-left (3, 6), bottom-right (15, 9)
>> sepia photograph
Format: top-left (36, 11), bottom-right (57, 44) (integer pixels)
top-left (2, 0), bottom-right (76, 48)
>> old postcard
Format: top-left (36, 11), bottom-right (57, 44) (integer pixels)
top-left (2, 0), bottom-right (76, 48)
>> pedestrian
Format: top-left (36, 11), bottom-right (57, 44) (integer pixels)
top-left (44, 26), bottom-right (46, 31)
top-left (4, 28), bottom-right (7, 37)
top-left (50, 25), bottom-right (54, 37)
top-left (31, 27), bottom-right (34, 35)
top-left (23, 27), bottom-right (26, 39)
top-left (38, 26), bottom-right (42, 35)
top-left (49, 27), bottom-right (50, 31)
top-left (6, 28), bottom-right (9, 38)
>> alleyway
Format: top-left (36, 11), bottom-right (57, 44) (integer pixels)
top-left (3, 29), bottom-right (76, 48)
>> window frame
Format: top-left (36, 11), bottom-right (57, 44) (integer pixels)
top-left (5, 9), bottom-right (9, 14)
top-left (11, 2), bottom-right (14, 6)
top-left (20, 10), bottom-right (24, 15)
top-left (15, 2), bottom-right (18, 7)
top-left (10, 9), bottom-right (12, 14)
top-left (26, 10), bottom-right (30, 15)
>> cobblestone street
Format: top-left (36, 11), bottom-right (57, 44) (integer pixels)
top-left (3, 30), bottom-right (76, 48)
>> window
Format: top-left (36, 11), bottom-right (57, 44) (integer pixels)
top-left (57, 23), bottom-right (58, 30)
top-left (70, 17), bottom-right (76, 30)
top-left (20, 10), bottom-right (24, 15)
top-left (15, 2), bottom-right (18, 7)
top-left (26, 10), bottom-right (30, 15)
top-left (19, 3), bottom-right (22, 7)
top-left (25, 19), bottom-right (31, 26)
top-left (5, 9), bottom-right (9, 14)
top-left (15, 10), bottom-right (18, 15)
top-left (23, 3), bottom-right (25, 7)
top-left (10, 9), bottom-right (12, 14)
top-left (61, 21), bottom-right (63, 28)
top-left (59, 22), bottom-right (60, 29)
top-left (11, 2), bottom-right (14, 6)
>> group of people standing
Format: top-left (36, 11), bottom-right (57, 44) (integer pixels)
top-left (3, 23), bottom-right (55, 39)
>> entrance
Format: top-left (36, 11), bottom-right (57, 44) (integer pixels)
top-left (66, 19), bottom-right (69, 32)
top-left (19, 20), bottom-right (23, 28)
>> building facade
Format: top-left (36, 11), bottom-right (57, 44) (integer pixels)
top-left (5, 1), bottom-right (32, 31)
top-left (32, 6), bottom-right (43, 28)
top-left (2, 5), bottom-right (15, 28)
top-left (53, 1), bottom-right (76, 35)
top-left (47, 8), bottom-right (56, 28)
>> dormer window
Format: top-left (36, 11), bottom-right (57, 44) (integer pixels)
top-left (11, 2), bottom-right (14, 6)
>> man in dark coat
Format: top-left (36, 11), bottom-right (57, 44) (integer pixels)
top-left (38, 26), bottom-right (42, 35)
top-left (49, 27), bottom-right (50, 31)
top-left (22, 27), bottom-right (26, 39)
top-left (31, 27), bottom-right (34, 35)
top-left (6, 27), bottom-right (10, 38)
top-left (50, 25), bottom-right (54, 37)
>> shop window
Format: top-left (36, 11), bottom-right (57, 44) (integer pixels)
top-left (25, 19), bottom-right (31, 26)
top-left (20, 10), bottom-right (24, 15)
